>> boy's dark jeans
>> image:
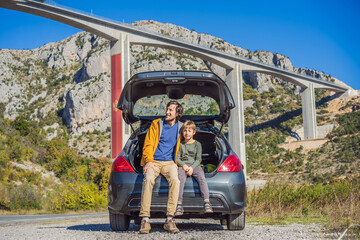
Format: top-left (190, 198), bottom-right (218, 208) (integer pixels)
top-left (178, 166), bottom-right (209, 202)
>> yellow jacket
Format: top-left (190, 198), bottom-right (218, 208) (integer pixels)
top-left (141, 118), bottom-right (183, 166)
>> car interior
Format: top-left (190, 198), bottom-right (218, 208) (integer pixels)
top-left (130, 131), bottom-right (223, 173)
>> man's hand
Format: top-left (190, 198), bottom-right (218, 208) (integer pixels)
top-left (143, 162), bottom-right (155, 174)
top-left (186, 166), bottom-right (193, 176)
top-left (182, 164), bottom-right (189, 172)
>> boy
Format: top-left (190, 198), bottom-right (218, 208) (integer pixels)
top-left (175, 120), bottom-right (213, 216)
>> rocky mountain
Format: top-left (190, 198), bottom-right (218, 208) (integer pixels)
top-left (0, 20), bottom-right (356, 158)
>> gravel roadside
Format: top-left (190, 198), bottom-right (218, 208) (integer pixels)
top-left (0, 216), bottom-right (335, 240)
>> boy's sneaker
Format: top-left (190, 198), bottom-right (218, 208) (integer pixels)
top-left (174, 204), bottom-right (183, 216)
top-left (139, 220), bottom-right (151, 234)
top-left (163, 219), bottom-right (180, 234)
top-left (204, 202), bottom-right (213, 213)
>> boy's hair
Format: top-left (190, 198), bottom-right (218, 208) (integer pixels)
top-left (167, 101), bottom-right (184, 121)
top-left (183, 120), bottom-right (196, 132)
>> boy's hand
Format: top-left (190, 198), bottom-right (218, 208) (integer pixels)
top-left (186, 166), bottom-right (193, 176)
top-left (182, 164), bottom-right (189, 171)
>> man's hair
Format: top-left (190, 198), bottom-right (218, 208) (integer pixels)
top-left (167, 101), bottom-right (183, 121)
top-left (183, 120), bottom-right (196, 132)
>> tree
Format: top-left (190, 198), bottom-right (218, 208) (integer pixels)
top-left (0, 103), bottom-right (5, 118)
top-left (12, 116), bottom-right (31, 136)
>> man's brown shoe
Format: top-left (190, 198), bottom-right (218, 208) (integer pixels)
top-left (163, 219), bottom-right (180, 234)
top-left (139, 220), bottom-right (151, 234)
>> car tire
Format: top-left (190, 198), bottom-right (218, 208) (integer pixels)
top-left (109, 212), bottom-right (130, 231)
top-left (227, 211), bottom-right (245, 230)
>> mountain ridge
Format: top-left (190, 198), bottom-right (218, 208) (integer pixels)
top-left (0, 20), bottom-right (357, 160)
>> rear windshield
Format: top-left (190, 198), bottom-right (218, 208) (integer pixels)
top-left (133, 94), bottom-right (220, 117)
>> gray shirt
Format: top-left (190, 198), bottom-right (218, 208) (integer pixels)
top-left (176, 140), bottom-right (202, 169)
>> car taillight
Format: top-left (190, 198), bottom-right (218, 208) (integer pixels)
top-left (217, 154), bottom-right (241, 172)
top-left (112, 156), bottom-right (134, 172)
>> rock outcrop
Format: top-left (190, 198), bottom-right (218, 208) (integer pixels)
top-left (0, 20), bottom-right (354, 157)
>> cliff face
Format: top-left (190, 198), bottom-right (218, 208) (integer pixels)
top-left (0, 20), bottom-right (352, 157)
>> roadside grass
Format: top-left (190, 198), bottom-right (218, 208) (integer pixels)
top-left (0, 209), bottom-right (53, 215)
top-left (246, 216), bottom-right (327, 225)
top-left (0, 208), bottom-right (107, 215)
top-left (246, 177), bottom-right (360, 232)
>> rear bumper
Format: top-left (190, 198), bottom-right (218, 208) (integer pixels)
top-left (108, 170), bottom-right (246, 218)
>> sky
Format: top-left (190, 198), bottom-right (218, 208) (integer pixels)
top-left (0, 0), bottom-right (359, 90)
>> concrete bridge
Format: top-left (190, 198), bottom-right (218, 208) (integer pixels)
top-left (0, 0), bottom-right (350, 175)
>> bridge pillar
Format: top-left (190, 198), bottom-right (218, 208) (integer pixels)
top-left (110, 34), bottom-right (131, 159)
top-left (301, 83), bottom-right (317, 139)
top-left (226, 64), bottom-right (247, 177)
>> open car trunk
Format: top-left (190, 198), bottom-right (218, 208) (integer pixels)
top-left (118, 71), bottom-right (235, 124)
top-left (129, 130), bottom-right (224, 173)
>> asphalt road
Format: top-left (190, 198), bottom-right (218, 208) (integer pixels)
top-left (0, 213), bottom-right (336, 239)
top-left (0, 212), bottom-right (108, 226)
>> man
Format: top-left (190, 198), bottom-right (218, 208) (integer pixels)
top-left (139, 101), bottom-right (183, 234)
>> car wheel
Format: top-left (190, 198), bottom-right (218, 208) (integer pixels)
top-left (227, 211), bottom-right (245, 230)
top-left (109, 212), bottom-right (130, 231)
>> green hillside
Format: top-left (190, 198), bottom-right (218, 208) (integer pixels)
top-left (0, 103), bottom-right (110, 212)
top-left (243, 87), bottom-right (360, 183)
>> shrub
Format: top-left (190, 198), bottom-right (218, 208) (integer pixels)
top-left (88, 157), bottom-right (111, 191)
top-left (0, 103), bottom-right (5, 118)
top-left (11, 116), bottom-right (31, 136)
top-left (44, 139), bottom-right (78, 178)
top-left (10, 144), bottom-right (27, 162)
top-left (247, 178), bottom-right (360, 231)
top-left (51, 183), bottom-right (107, 211)
top-left (56, 149), bottom-right (76, 177)
top-left (78, 184), bottom-right (96, 209)
top-left (8, 184), bottom-right (43, 210)
top-left (25, 171), bottom-right (42, 185)
top-left (318, 109), bottom-right (329, 114)
top-left (0, 183), bottom-right (11, 210)
top-left (331, 111), bottom-right (360, 137)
